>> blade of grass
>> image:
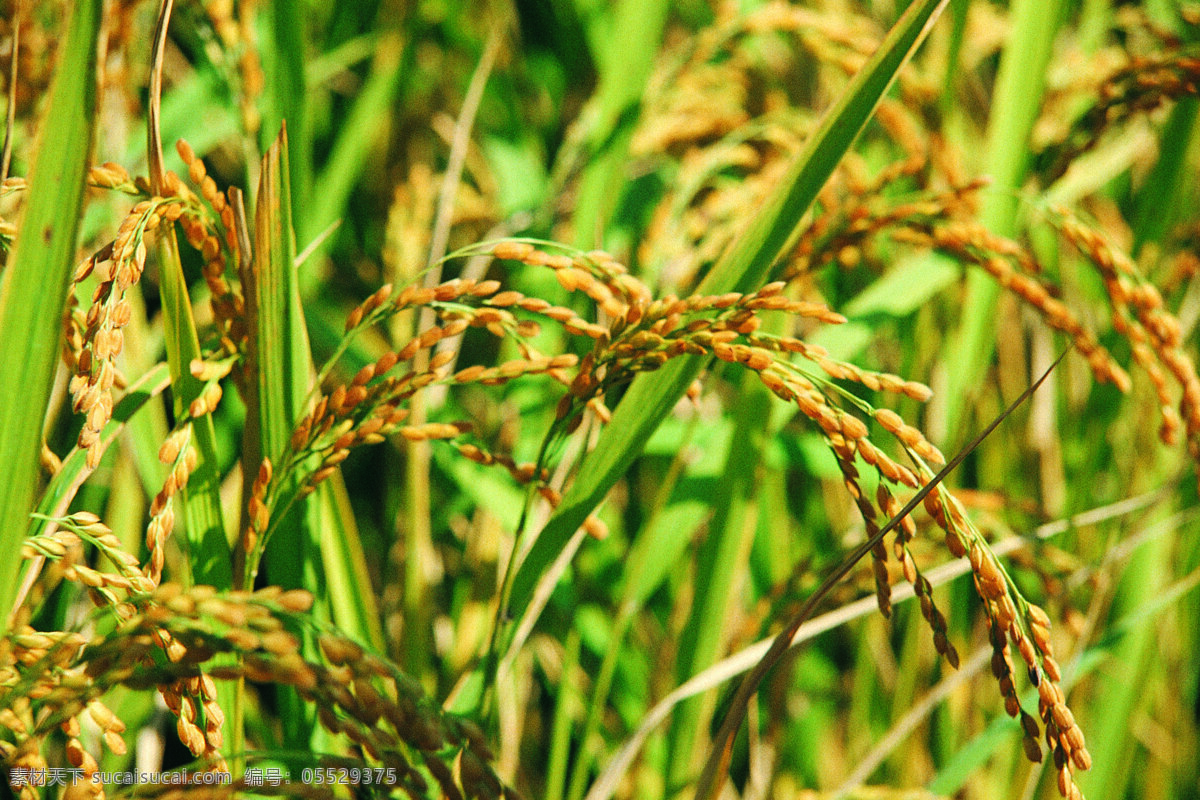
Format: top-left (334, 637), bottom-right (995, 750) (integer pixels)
top-left (302, 31), bottom-right (405, 268)
top-left (939, 0), bottom-right (1065, 440)
top-left (245, 122), bottom-right (385, 750)
top-left (838, 644), bottom-right (994, 796)
top-left (1066, 536), bottom-right (1169, 800)
top-left (562, 415), bottom-right (712, 800)
top-left (505, 0), bottom-right (949, 645)
top-left (243, 125), bottom-right (312, 588)
top-left (545, 628), bottom-right (583, 800)
top-left (241, 125), bottom-right (329, 751)
top-left (0, 0), bottom-right (102, 630)
top-left (319, 475), bottom-right (386, 651)
top-left (261, 0), bottom-right (312, 228)
top-left (938, 0), bottom-right (969, 117)
top-left (402, 26), bottom-right (500, 678)
top-left (1130, 99), bottom-right (1199, 255)
top-left (570, 0), bottom-right (671, 248)
top-left (662, 363), bottom-right (772, 791)
top-left (240, 133), bottom-right (323, 602)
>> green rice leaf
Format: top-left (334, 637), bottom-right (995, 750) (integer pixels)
top-left (0, 0), bottom-right (102, 628)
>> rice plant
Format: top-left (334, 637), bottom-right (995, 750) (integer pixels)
top-left (1, 1), bottom-right (1198, 799)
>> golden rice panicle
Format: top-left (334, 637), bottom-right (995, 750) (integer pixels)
top-left (927, 479), bottom-right (1091, 797)
top-left (68, 194), bottom-right (195, 469)
top-left (292, 300), bottom-right (543, 492)
top-left (200, 0), bottom-right (239, 49)
top-left (175, 138), bottom-right (245, 342)
top-left (856, 436), bottom-right (919, 490)
top-left (188, 380), bottom-right (225, 420)
top-left (4, 734), bottom-right (55, 799)
top-left (547, 274), bottom-right (853, 436)
top-left (877, 483), bottom-right (917, 564)
top-left (829, 444), bottom-right (895, 618)
top-left (189, 673), bottom-right (228, 772)
top-left (161, 679), bottom-right (208, 759)
top-left (780, 144), bottom-right (986, 283)
top-left (1040, 47), bottom-right (1200, 182)
top-left (397, 421), bottom-right (471, 442)
top-left (344, 282), bottom-right (395, 332)
top-left (236, 458), bottom-right (273, 584)
top-left (22, 528), bottom-right (80, 561)
top-left (189, 354), bottom-right (238, 384)
top-left (61, 289), bottom-right (87, 375)
top-left (87, 161), bottom-right (137, 194)
top-left (872, 407), bottom-right (945, 465)
top-left (70, 208), bottom-right (153, 468)
top-left (1055, 208), bottom-right (1200, 487)
top-left (1014, 599), bottom-right (1092, 788)
top-left (6, 739), bottom-right (47, 800)
top-left (927, 222), bottom-right (1132, 393)
top-left (868, 534), bottom-right (892, 619)
top-left (490, 239), bottom-right (647, 308)
top-left (36, 514), bottom-right (153, 602)
top-left (86, 698), bottom-right (128, 757)
top-left (986, 615), bottom-right (1027, 716)
top-left (76, 589), bottom-right (513, 797)
top-left (227, 2), bottom-right (266, 137)
top-left (64, 734), bottom-right (102, 797)
top-left (913, 569), bottom-right (960, 668)
top-left (146, 426), bottom-right (196, 585)
top-left (455, 442), bottom-right (549, 486)
top-left (289, 352), bottom-right (472, 497)
top-left (809, 352), bottom-right (934, 402)
top-left (174, 139), bottom-right (235, 243)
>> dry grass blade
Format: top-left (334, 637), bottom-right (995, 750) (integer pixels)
top-left (833, 648), bottom-right (993, 797)
top-left (147, 0), bottom-right (174, 194)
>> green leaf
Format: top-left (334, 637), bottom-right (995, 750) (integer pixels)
top-left (303, 34), bottom-right (405, 258)
top-left (940, 0), bottom-right (1065, 438)
top-left (0, 0), bottom-right (102, 629)
top-left (246, 125), bottom-right (312, 587)
top-left (319, 476), bottom-right (386, 652)
top-left (840, 252), bottom-right (960, 319)
top-left (157, 233), bottom-right (231, 590)
top-left (570, 0), bottom-right (672, 248)
top-left (261, 0), bottom-right (312, 228)
top-left (665, 370), bottom-right (771, 786)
